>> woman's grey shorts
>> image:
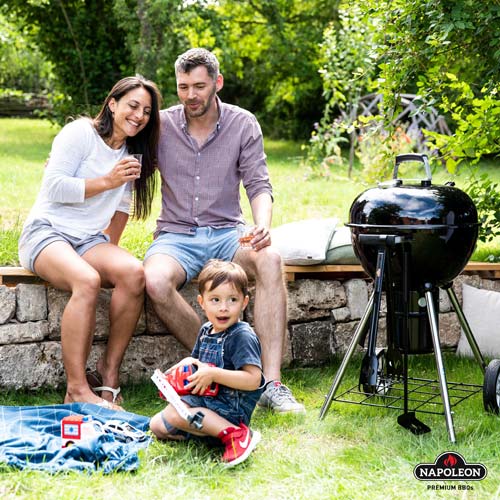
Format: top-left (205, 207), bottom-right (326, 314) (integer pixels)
top-left (18, 218), bottom-right (110, 272)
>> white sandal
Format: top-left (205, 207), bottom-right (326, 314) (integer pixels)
top-left (93, 385), bottom-right (121, 404)
top-left (86, 370), bottom-right (122, 403)
top-left (96, 398), bottom-right (123, 411)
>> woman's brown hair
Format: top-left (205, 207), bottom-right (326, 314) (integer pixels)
top-left (94, 75), bottom-right (162, 219)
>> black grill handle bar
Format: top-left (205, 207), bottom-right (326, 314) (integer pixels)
top-left (393, 154), bottom-right (432, 182)
top-left (347, 223), bottom-right (479, 231)
top-left (358, 234), bottom-right (410, 247)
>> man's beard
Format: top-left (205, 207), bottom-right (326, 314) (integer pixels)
top-left (184, 85), bottom-right (217, 118)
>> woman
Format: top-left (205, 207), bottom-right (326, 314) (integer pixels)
top-left (18, 75), bottom-right (161, 410)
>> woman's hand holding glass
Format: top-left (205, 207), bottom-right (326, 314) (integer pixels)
top-left (106, 156), bottom-right (141, 189)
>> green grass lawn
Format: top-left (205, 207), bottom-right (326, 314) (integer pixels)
top-left (1, 118), bottom-right (500, 497)
top-left (2, 118), bottom-right (500, 265)
top-left (1, 354), bottom-right (499, 499)
top-left (0, 118), bottom-right (364, 264)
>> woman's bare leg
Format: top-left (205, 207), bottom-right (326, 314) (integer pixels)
top-left (34, 242), bottom-right (106, 405)
top-left (83, 243), bottom-right (145, 401)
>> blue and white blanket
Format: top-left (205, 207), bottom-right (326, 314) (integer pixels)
top-left (0, 403), bottom-right (151, 473)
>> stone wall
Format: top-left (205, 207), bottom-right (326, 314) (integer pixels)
top-left (0, 273), bottom-right (494, 390)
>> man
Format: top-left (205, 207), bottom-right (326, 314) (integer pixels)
top-left (144, 48), bottom-right (304, 413)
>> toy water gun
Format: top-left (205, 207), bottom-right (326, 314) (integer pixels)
top-left (151, 369), bottom-right (204, 430)
top-left (161, 363), bottom-right (219, 397)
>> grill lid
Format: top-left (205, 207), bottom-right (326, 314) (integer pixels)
top-left (348, 154), bottom-right (479, 287)
top-left (349, 154), bottom-right (478, 229)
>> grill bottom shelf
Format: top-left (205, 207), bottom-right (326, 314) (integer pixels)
top-left (332, 376), bottom-right (482, 416)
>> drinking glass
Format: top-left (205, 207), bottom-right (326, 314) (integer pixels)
top-left (131, 153), bottom-right (143, 164)
top-left (129, 153), bottom-right (142, 177)
top-left (237, 225), bottom-right (254, 249)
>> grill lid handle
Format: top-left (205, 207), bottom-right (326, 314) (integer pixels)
top-left (393, 154), bottom-right (432, 183)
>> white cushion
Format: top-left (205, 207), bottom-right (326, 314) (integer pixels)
top-left (456, 284), bottom-right (500, 358)
top-left (271, 218), bottom-right (338, 265)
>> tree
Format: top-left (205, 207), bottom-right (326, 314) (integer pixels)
top-left (307, 4), bottom-right (378, 177)
top-left (357, 0), bottom-right (500, 169)
top-left (0, 11), bottom-right (53, 93)
top-left (113, 0), bottom-right (191, 108)
top-left (313, 0), bottom-right (500, 170)
top-left (207, 0), bottom-right (340, 138)
top-left (116, 0), bottom-right (339, 138)
top-left (3, 0), bottom-right (133, 121)
top-left (311, 0), bottom-right (500, 241)
top-left (3, 0), bottom-right (337, 137)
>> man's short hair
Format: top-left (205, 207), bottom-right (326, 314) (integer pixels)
top-left (175, 48), bottom-right (220, 80)
top-left (198, 260), bottom-right (249, 298)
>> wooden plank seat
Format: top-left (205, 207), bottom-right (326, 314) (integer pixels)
top-left (2, 262), bottom-right (500, 286)
top-left (285, 262), bottom-right (500, 281)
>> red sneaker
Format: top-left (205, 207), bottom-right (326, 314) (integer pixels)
top-left (218, 423), bottom-right (261, 467)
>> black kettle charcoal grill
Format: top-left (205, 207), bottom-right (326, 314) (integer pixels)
top-left (319, 154), bottom-right (500, 442)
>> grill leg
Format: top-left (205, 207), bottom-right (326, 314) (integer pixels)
top-left (319, 293), bottom-right (375, 420)
top-left (425, 287), bottom-right (456, 443)
top-left (445, 285), bottom-right (486, 373)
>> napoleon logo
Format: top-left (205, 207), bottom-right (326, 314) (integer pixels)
top-left (414, 452), bottom-right (487, 481)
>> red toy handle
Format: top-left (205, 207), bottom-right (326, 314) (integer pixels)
top-left (159, 363), bottom-right (219, 400)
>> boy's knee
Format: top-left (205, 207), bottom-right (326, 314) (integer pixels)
top-left (149, 413), bottom-right (177, 439)
top-left (150, 413), bottom-right (168, 439)
top-left (150, 409), bottom-right (185, 440)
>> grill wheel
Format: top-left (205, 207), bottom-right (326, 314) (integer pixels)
top-left (483, 359), bottom-right (500, 414)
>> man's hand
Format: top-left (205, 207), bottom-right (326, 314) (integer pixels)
top-left (250, 224), bottom-right (272, 251)
top-left (249, 192), bottom-right (273, 250)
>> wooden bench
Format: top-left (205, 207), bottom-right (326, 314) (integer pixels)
top-left (2, 262), bottom-right (500, 285)
top-left (0, 267), bottom-right (42, 286)
top-left (0, 265), bottom-right (366, 285)
top-left (285, 262), bottom-right (500, 281)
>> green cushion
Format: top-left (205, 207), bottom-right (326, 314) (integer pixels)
top-left (324, 226), bottom-right (359, 264)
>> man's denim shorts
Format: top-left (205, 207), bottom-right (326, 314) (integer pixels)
top-left (18, 218), bottom-right (110, 272)
top-left (144, 226), bottom-right (240, 284)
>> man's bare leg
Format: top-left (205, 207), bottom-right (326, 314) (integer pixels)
top-left (234, 246), bottom-right (285, 381)
top-left (234, 246), bottom-right (305, 413)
